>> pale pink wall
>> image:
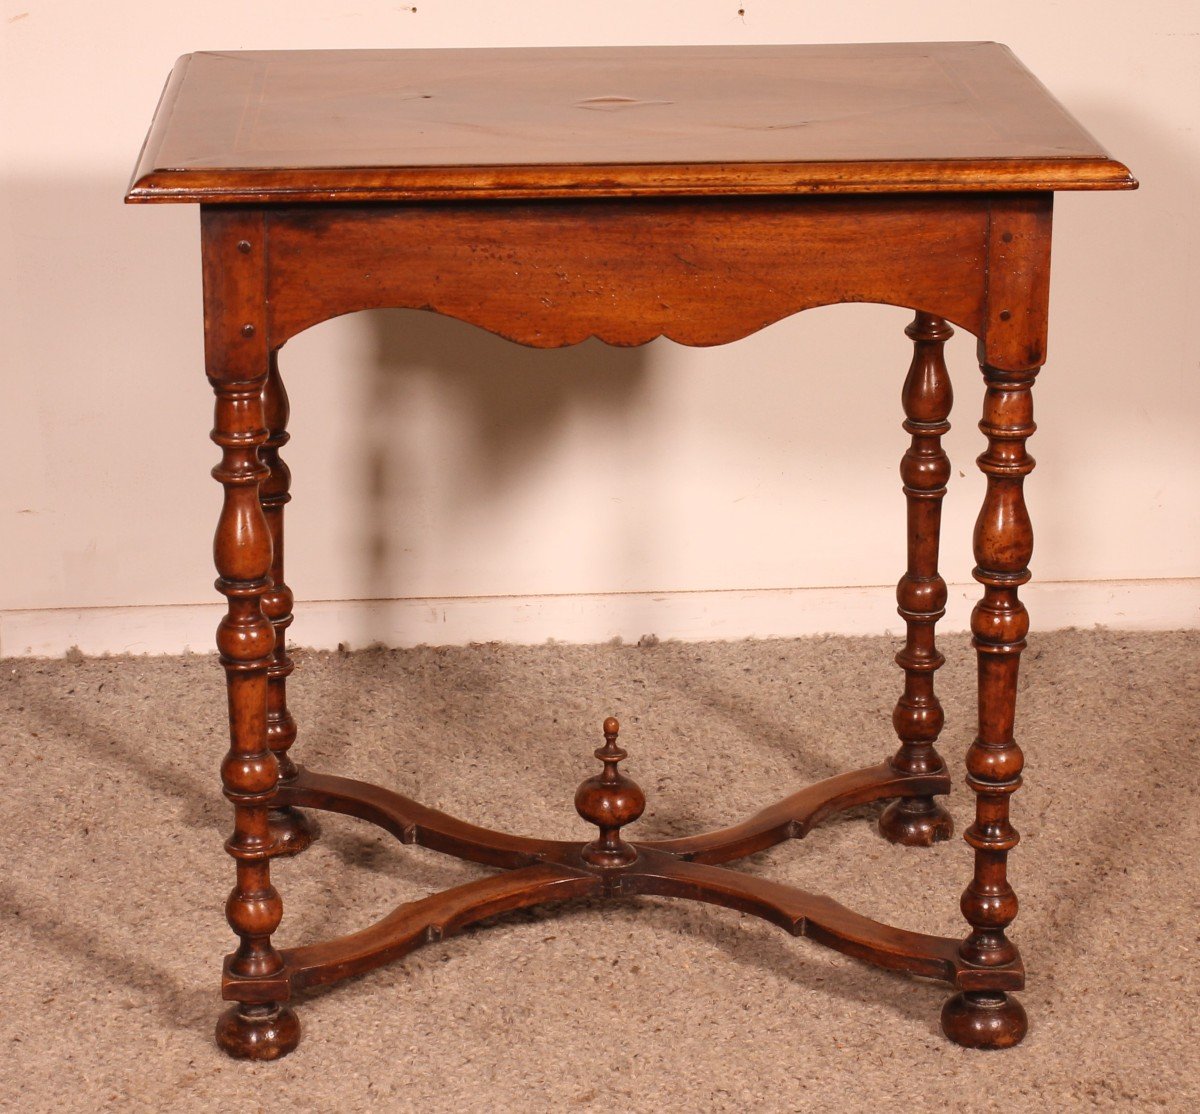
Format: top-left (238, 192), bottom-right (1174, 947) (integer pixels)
top-left (2, 2), bottom-right (1196, 651)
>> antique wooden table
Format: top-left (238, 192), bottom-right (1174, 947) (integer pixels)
top-left (127, 43), bottom-right (1135, 1060)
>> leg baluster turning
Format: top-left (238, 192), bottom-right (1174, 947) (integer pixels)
top-left (941, 362), bottom-right (1037, 1050)
top-left (210, 375), bottom-right (300, 1061)
top-left (260, 350), bottom-right (317, 855)
top-left (880, 312), bottom-right (954, 846)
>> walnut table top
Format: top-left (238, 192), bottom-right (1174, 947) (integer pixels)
top-left (127, 43), bottom-right (1135, 204)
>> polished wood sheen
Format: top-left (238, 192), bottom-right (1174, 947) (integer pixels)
top-left (260, 350), bottom-right (317, 855)
top-left (263, 197), bottom-right (992, 349)
top-left (127, 44), bottom-right (1134, 203)
top-left (575, 719), bottom-right (646, 868)
top-left (204, 211), bottom-right (297, 1058)
top-left (879, 313), bottom-right (955, 846)
top-left (249, 742), bottom-right (1012, 1000)
top-left (127, 43), bottom-right (1135, 1060)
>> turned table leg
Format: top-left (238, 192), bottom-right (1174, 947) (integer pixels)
top-left (880, 312), bottom-right (954, 846)
top-left (941, 362), bottom-right (1036, 1049)
top-left (209, 372), bottom-right (301, 1060)
top-left (261, 350), bottom-right (317, 855)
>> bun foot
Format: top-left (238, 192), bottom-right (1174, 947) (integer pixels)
top-left (215, 1003), bottom-right (301, 1060)
top-left (941, 991), bottom-right (1027, 1050)
top-left (879, 797), bottom-right (953, 846)
top-left (269, 805), bottom-right (319, 856)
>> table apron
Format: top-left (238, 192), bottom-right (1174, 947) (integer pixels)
top-left (204, 194), bottom-right (1047, 367)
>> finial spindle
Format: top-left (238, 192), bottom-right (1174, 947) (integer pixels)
top-left (575, 717), bottom-right (645, 868)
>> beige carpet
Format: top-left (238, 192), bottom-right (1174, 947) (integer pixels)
top-left (1, 629), bottom-right (1197, 1112)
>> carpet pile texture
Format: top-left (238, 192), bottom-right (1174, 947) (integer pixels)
top-left (1, 629), bottom-right (1196, 1111)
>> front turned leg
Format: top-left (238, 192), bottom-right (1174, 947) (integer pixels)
top-left (941, 363), bottom-right (1036, 1050)
top-left (211, 375), bottom-right (300, 1060)
top-left (260, 350), bottom-right (318, 855)
top-left (880, 312), bottom-right (954, 846)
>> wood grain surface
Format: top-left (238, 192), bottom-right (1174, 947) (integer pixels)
top-left (127, 43), bottom-right (1135, 202)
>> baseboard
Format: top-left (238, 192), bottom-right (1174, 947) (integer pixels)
top-left (2, 578), bottom-right (1195, 658)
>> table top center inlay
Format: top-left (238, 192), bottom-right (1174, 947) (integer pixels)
top-left (127, 42), bottom-right (1135, 203)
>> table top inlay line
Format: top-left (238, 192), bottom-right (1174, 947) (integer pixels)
top-left (127, 43), bottom-right (1135, 203)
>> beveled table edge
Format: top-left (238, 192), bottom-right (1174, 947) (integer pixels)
top-left (125, 157), bottom-right (1137, 204)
